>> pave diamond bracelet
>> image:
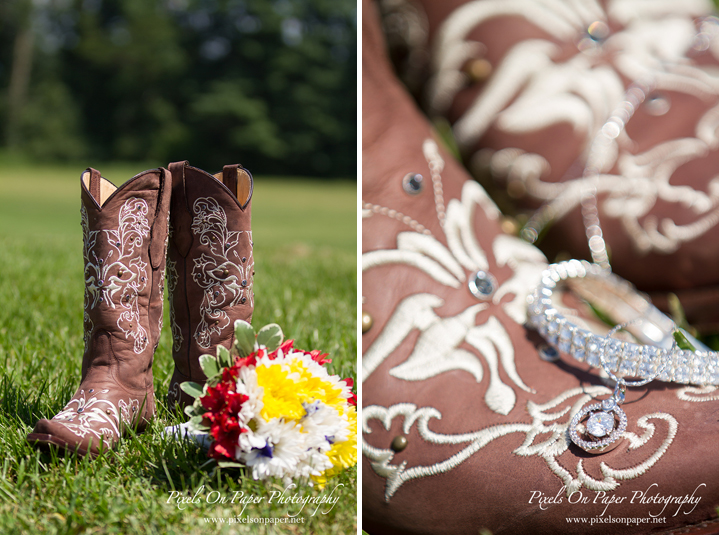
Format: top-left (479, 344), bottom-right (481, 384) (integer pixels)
top-left (528, 259), bottom-right (719, 453)
top-left (526, 260), bottom-right (719, 387)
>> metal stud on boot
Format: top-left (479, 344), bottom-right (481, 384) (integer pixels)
top-left (166, 161), bottom-right (254, 412)
top-left (27, 167), bottom-right (171, 456)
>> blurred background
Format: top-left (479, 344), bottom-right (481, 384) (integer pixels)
top-left (0, 0), bottom-right (356, 178)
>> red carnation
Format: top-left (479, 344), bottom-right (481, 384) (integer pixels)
top-left (225, 390), bottom-right (249, 415)
top-left (200, 381), bottom-right (231, 412)
top-left (207, 412), bottom-right (243, 460)
top-left (208, 441), bottom-right (232, 460)
top-left (306, 349), bottom-right (331, 365)
top-left (235, 349), bottom-right (260, 368)
top-left (342, 378), bottom-right (356, 406)
top-left (268, 339), bottom-right (295, 360)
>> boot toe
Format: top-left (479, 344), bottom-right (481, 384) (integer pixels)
top-left (28, 418), bottom-right (107, 457)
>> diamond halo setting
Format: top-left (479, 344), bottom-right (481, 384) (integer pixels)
top-left (569, 398), bottom-right (628, 454)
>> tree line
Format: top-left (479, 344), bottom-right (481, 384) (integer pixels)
top-left (0, 0), bottom-right (357, 178)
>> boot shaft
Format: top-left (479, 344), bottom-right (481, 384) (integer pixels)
top-left (80, 167), bottom-right (171, 394)
top-left (167, 161), bottom-right (254, 393)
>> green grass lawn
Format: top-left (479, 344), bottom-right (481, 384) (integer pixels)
top-left (0, 156), bottom-right (357, 534)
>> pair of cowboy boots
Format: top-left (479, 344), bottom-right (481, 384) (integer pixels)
top-left (27, 161), bottom-right (254, 456)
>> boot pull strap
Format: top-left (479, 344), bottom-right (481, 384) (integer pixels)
top-left (168, 160), bottom-right (190, 213)
top-left (221, 164), bottom-right (253, 210)
top-left (168, 160), bottom-right (193, 258)
top-left (168, 160), bottom-right (188, 177)
top-left (149, 167), bottom-right (172, 270)
top-left (83, 168), bottom-right (103, 206)
top-left (90, 168), bottom-right (102, 203)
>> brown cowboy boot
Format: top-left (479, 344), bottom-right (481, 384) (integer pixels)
top-left (165, 161), bottom-right (254, 412)
top-left (28, 167), bottom-right (171, 456)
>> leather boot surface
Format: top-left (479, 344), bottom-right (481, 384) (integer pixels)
top-left (28, 167), bottom-right (171, 456)
top-left (166, 161), bottom-right (254, 411)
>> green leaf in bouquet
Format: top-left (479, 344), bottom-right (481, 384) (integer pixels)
top-left (184, 399), bottom-right (207, 420)
top-left (217, 345), bottom-right (232, 368)
top-left (256, 323), bottom-right (283, 351)
top-left (234, 320), bottom-right (256, 357)
top-left (199, 354), bottom-right (220, 379)
top-left (180, 381), bottom-right (205, 399)
top-left (189, 415), bottom-right (209, 432)
top-left (217, 461), bottom-right (244, 469)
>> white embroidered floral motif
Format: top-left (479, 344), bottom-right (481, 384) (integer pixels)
top-left (363, 142), bottom-right (546, 415)
top-left (166, 256), bottom-right (183, 353)
top-left (430, 0), bottom-right (719, 253)
top-left (81, 206), bottom-right (94, 351)
top-left (508, 134), bottom-right (719, 254)
top-left (166, 222), bottom-right (184, 353)
top-left (677, 385), bottom-right (719, 402)
top-left (83, 198), bottom-right (151, 354)
top-left (363, 386), bottom-right (678, 501)
top-left (168, 381), bottom-right (181, 406)
top-left (191, 197), bottom-right (253, 349)
top-left (52, 388), bottom-right (141, 440)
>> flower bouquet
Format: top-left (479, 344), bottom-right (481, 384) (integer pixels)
top-left (179, 320), bottom-right (357, 487)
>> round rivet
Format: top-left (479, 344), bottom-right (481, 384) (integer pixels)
top-left (89, 389), bottom-right (94, 393)
top-left (118, 269), bottom-right (124, 276)
top-left (116, 242), bottom-right (121, 246)
top-left (213, 291), bottom-right (220, 297)
top-left (106, 409), bottom-right (111, 414)
top-left (140, 277), bottom-right (145, 282)
top-left (224, 244), bottom-right (230, 249)
top-left (99, 297), bottom-right (104, 302)
top-left (241, 257), bottom-right (247, 263)
top-left (68, 418), bottom-right (73, 422)
top-left (77, 408), bottom-right (83, 413)
top-left (402, 173), bottom-right (423, 195)
top-left (222, 269), bottom-right (229, 277)
top-left (391, 435), bottom-right (408, 452)
top-left (468, 270), bottom-right (497, 300)
top-left (463, 58), bottom-right (492, 82)
top-left (98, 279), bottom-right (104, 285)
top-left (241, 297), bottom-right (246, 304)
top-left (241, 280), bottom-right (247, 287)
top-left (501, 216), bottom-right (520, 236)
top-left (539, 344), bottom-right (561, 362)
top-left (99, 259), bottom-right (103, 264)
top-left (129, 323), bottom-right (133, 328)
top-left (362, 312), bottom-right (373, 333)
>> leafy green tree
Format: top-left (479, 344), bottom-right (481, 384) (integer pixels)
top-left (0, 0), bottom-right (356, 177)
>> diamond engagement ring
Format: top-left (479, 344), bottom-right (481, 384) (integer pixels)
top-left (527, 260), bottom-right (719, 453)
